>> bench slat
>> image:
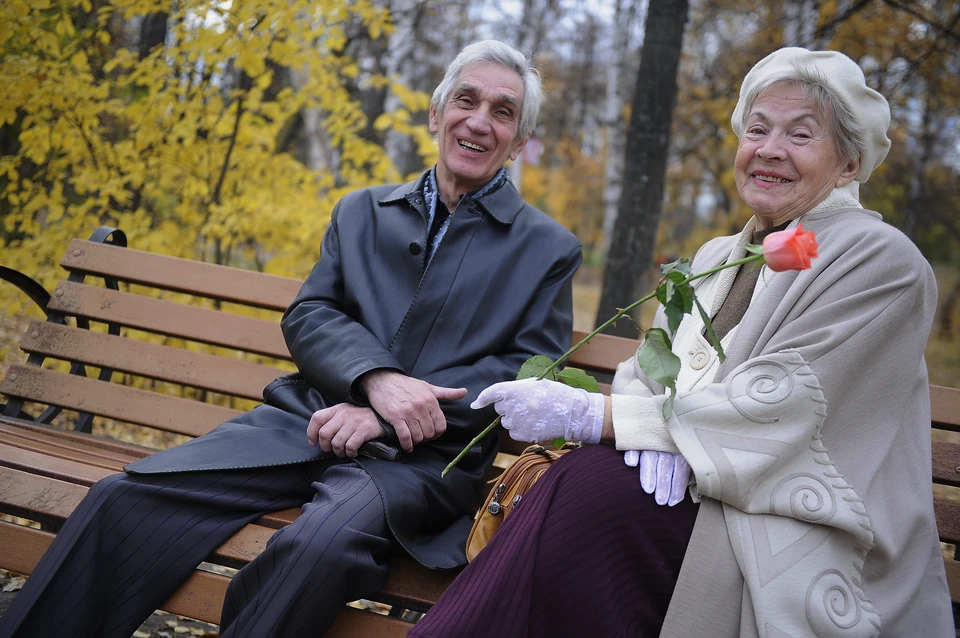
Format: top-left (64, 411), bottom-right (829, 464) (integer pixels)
top-left (0, 421), bottom-right (140, 465)
top-left (567, 330), bottom-right (639, 375)
top-left (934, 495), bottom-right (960, 545)
top-left (19, 320), bottom-right (287, 401)
top-left (61, 239), bottom-right (302, 311)
top-left (0, 521), bottom-right (414, 634)
top-left (944, 558), bottom-right (960, 605)
top-left (931, 385), bottom-right (960, 430)
top-left (0, 416), bottom-right (156, 458)
top-left (47, 280), bottom-right (292, 360)
top-left (932, 439), bottom-right (960, 487)
top-left (0, 467), bottom-right (88, 522)
top-left (0, 429), bottom-right (129, 472)
top-left (0, 447), bottom-right (116, 491)
top-left (0, 365), bottom-right (242, 437)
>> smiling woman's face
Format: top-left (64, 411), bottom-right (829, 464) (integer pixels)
top-left (735, 82), bottom-right (859, 229)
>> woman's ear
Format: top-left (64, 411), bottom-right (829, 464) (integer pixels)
top-left (837, 158), bottom-right (860, 188)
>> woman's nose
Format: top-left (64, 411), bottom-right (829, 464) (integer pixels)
top-left (756, 134), bottom-right (786, 160)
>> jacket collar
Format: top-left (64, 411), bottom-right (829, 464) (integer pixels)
top-left (378, 168), bottom-right (526, 225)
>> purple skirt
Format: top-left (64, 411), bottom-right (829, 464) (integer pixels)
top-left (409, 444), bottom-right (699, 637)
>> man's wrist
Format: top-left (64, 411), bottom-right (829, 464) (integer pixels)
top-left (359, 369), bottom-right (389, 397)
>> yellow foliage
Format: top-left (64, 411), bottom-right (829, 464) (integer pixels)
top-left (521, 137), bottom-right (605, 252)
top-left (0, 0), bottom-right (408, 317)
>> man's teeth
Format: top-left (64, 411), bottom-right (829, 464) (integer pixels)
top-left (459, 140), bottom-right (487, 152)
top-left (755, 174), bottom-right (790, 183)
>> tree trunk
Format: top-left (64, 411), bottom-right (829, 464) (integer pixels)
top-left (383, 0), bottom-right (427, 177)
top-left (594, 0), bottom-right (689, 338)
top-left (138, 12), bottom-right (168, 59)
top-left (601, 0), bottom-right (640, 255)
top-left (288, 67), bottom-right (339, 173)
top-left (904, 92), bottom-right (934, 240)
top-left (783, 0), bottom-right (820, 47)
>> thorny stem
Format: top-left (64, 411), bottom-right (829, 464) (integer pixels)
top-left (441, 252), bottom-right (766, 477)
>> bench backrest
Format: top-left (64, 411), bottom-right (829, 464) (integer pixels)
top-left (1, 238), bottom-right (638, 448)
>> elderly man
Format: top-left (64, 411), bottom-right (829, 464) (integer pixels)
top-left (0, 40), bottom-right (581, 638)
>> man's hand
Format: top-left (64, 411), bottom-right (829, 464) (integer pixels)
top-left (360, 370), bottom-right (467, 452)
top-left (307, 404), bottom-right (385, 457)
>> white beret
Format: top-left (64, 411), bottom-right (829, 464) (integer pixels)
top-left (731, 47), bottom-right (891, 183)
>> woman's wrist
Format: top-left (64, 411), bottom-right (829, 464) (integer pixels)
top-left (600, 395), bottom-right (616, 444)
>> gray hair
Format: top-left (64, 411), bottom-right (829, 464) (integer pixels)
top-left (738, 64), bottom-right (865, 167)
top-left (431, 40), bottom-right (544, 139)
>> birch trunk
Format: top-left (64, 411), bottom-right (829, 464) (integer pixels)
top-left (601, 0), bottom-right (640, 254)
top-left (595, 0), bottom-right (689, 337)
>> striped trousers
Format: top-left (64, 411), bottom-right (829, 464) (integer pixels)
top-left (0, 462), bottom-right (392, 638)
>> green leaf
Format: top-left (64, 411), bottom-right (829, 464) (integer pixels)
top-left (663, 297), bottom-right (685, 335)
top-left (655, 281), bottom-right (669, 306)
top-left (551, 436), bottom-right (566, 449)
top-left (744, 243), bottom-right (765, 255)
top-left (695, 297), bottom-right (726, 363)
top-left (517, 355), bottom-right (556, 380)
top-left (660, 272), bottom-right (694, 335)
top-left (556, 367), bottom-right (601, 392)
top-left (660, 258), bottom-right (691, 276)
top-left (661, 391), bottom-right (676, 419)
top-left (636, 328), bottom-right (681, 388)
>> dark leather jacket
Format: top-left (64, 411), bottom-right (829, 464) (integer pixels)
top-left (127, 170), bottom-right (582, 569)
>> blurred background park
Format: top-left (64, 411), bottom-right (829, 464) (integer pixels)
top-left (1, 0), bottom-right (958, 387)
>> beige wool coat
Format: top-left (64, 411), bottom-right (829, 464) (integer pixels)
top-left (615, 203), bottom-right (952, 637)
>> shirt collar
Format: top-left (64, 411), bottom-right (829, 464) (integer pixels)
top-left (379, 167), bottom-right (527, 225)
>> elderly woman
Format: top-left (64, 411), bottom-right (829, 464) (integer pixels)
top-left (408, 48), bottom-right (952, 637)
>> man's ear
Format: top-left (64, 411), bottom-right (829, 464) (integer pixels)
top-left (428, 104), bottom-right (438, 134)
top-left (509, 135), bottom-right (529, 162)
top-left (836, 157), bottom-right (860, 188)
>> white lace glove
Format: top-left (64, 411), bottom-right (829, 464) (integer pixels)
top-left (471, 378), bottom-right (605, 444)
top-left (624, 450), bottom-right (691, 507)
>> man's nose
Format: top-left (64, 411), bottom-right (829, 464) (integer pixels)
top-left (465, 107), bottom-right (493, 133)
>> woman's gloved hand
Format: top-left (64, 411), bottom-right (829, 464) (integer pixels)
top-left (471, 378), bottom-right (604, 444)
top-left (624, 450), bottom-right (691, 507)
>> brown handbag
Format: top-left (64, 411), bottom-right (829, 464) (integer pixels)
top-left (465, 442), bottom-right (580, 562)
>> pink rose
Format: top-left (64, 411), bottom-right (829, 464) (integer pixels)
top-left (762, 224), bottom-right (818, 272)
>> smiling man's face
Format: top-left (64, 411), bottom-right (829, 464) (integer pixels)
top-left (429, 62), bottom-right (528, 207)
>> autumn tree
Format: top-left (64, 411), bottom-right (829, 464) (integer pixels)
top-left (0, 0), bottom-right (427, 319)
top-left (595, 0), bottom-right (690, 337)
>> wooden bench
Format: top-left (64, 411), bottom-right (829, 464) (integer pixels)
top-left (0, 227), bottom-right (639, 635)
top-left (1, 227), bottom-right (958, 634)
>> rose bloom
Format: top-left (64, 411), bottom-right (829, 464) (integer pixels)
top-left (762, 224), bottom-right (818, 271)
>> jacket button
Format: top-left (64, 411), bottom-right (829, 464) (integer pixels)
top-left (409, 242), bottom-right (422, 255)
top-left (690, 351), bottom-right (710, 370)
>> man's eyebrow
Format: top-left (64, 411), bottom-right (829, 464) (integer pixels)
top-left (453, 82), bottom-right (478, 96)
top-left (497, 94), bottom-right (521, 109)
